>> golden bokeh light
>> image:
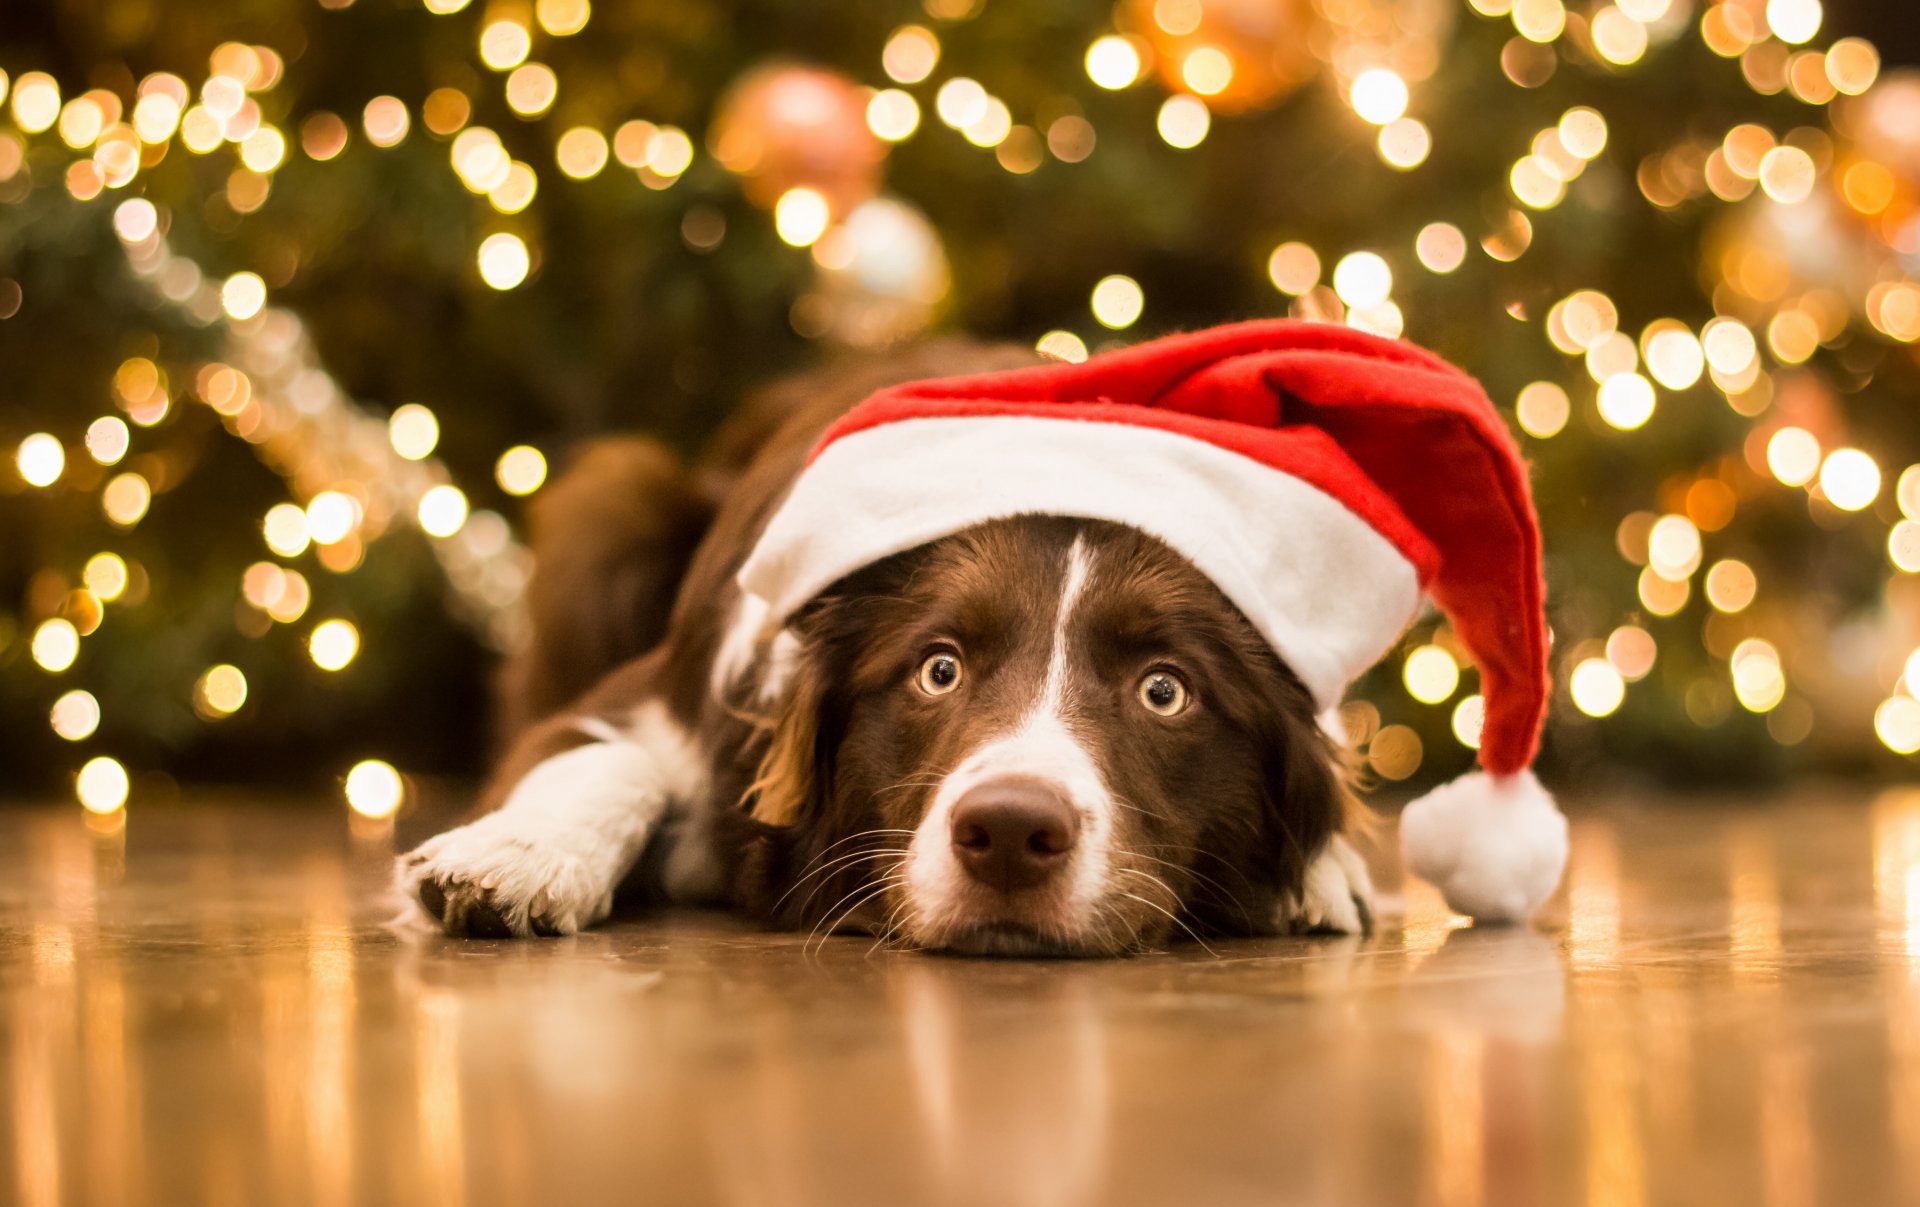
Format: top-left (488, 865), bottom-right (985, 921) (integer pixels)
top-left (1414, 223), bottom-right (1465, 274)
top-left (1591, 7), bottom-right (1649, 66)
top-left (1702, 317), bottom-right (1757, 375)
top-left (263, 502), bottom-right (311, 557)
top-left (1732, 649), bottom-right (1786, 713)
top-left (87, 416), bottom-right (130, 466)
top-left (32, 618), bottom-right (81, 673)
top-left (536, 0), bottom-right (591, 36)
top-left (961, 98), bottom-right (1013, 149)
top-left (1368, 724), bottom-right (1423, 780)
top-left (1266, 242), bottom-right (1320, 295)
top-left (305, 490), bottom-right (360, 545)
top-left (222, 272), bottom-right (267, 321)
top-left (1825, 37), bottom-right (1879, 95)
top-left (1181, 48), bottom-right (1234, 97)
top-left (479, 21), bottom-right (532, 70)
top-left (1516, 381), bottom-right (1570, 438)
top-left (1819, 448), bottom-right (1880, 511)
top-left (50, 690), bottom-right (100, 742)
top-left (1331, 252), bottom-right (1391, 308)
top-left (935, 78), bottom-right (989, 129)
top-left (1451, 695), bottom-right (1485, 749)
top-left (362, 96), bottom-right (410, 147)
top-left (1090, 274), bottom-right (1145, 329)
top-left (505, 63), bottom-right (558, 117)
top-left (1597, 372), bottom-right (1656, 431)
top-left (1607, 625), bottom-right (1657, 681)
top-left (1570, 657), bottom-right (1626, 717)
top-left (477, 232), bottom-right (531, 289)
top-left (1086, 36), bottom-right (1143, 90)
top-left (195, 664), bottom-right (249, 717)
top-left (1512, 0), bottom-right (1567, 42)
top-left (1349, 68), bottom-right (1408, 125)
top-left (76, 756), bottom-right (129, 814)
top-left (1638, 565), bottom-right (1690, 616)
top-left (1403, 644), bottom-right (1461, 704)
top-left (774, 188), bottom-right (832, 247)
top-left (1877, 697), bottom-right (1920, 755)
top-left (345, 759), bottom-right (405, 818)
top-left (16, 432), bottom-right (64, 487)
top-left (496, 445), bottom-right (548, 496)
top-left (389, 403), bottom-right (440, 460)
top-left (1377, 118), bottom-right (1431, 170)
top-left (1645, 326), bottom-right (1705, 390)
top-left (84, 552), bottom-right (128, 601)
top-left (867, 90), bottom-right (920, 142)
top-left (1559, 107), bottom-right (1607, 158)
top-left (1036, 330), bottom-right (1089, 363)
top-left (11, 72), bottom-right (61, 133)
top-left (556, 126), bottom-right (609, 178)
top-left (423, 87), bottom-right (471, 136)
top-left (1757, 145), bottom-right (1815, 204)
top-left (1648, 513), bottom-right (1702, 580)
top-left (1890, 521), bottom-right (1920, 573)
top-left (1765, 0), bottom-right (1821, 44)
top-left (1705, 559), bottom-right (1757, 612)
top-left (114, 198), bottom-right (159, 243)
top-left (417, 484), bottom-right (470, 537)
top-left (884, 26), bottom-right (942, 85)
top-left (103, 473), bottom-right (152, 528)
top-left (309, 620), bottom-right (361, 671)
top-left (1156, 95), bottom-right (1210, 149)
top-left (1766, 426), bottom-right (1820, 486)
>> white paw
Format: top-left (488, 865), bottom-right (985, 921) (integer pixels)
top-left (1279, 834), bottom-right (1375, 936)
top-left (396, 814), bottom-right (616, 938)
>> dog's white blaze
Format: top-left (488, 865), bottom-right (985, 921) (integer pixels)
top-left (907, 536), bottom-right (1117, 942)
top-left (396, 701), bottom-right (704, 935)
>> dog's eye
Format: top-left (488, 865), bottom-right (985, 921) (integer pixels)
top-left (1137, 671), bottom-right (1189, 717)
top-left (917, 652), bottom-right (963, 696)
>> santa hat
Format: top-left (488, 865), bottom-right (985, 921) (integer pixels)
top-left (732, 319), bottom-right (1567, 923)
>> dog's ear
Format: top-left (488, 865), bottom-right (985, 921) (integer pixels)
top-left (744, 649), bottom-right (828, 827)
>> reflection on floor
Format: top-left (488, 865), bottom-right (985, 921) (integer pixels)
top-left (3, 793), bottom-right (1920, 1205)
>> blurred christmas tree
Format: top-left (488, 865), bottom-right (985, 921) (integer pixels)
top-left (2, 0), bottom-right (1919, 810)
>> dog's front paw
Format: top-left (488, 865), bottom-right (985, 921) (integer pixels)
top-left (396, 819), bottom-right (613, 938)
top-left (1278, 833), bottom-right (1375, 936)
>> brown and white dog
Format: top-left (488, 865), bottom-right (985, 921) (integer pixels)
top-left (397, 342), bottom-right (1374, 955)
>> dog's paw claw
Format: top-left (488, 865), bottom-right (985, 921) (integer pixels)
top-left (395, 823), bottom-right (608, 939)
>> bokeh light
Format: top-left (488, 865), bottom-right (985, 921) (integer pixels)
top-left (76, 756), bottom-right (129, 813)
top-left (16, 433), bottom-right (64, 487)
top-left (496, 446), bottom-right (548, 496)
top-left (1403, 645), bottom-right (1461, 704)
top-left (1091, 274), bottom-right (1145, 329)
top-left (309, 620), bottom-right (361, 671)
top-left (50, 690), bottom-right (100, 742)
top-left (1570, 657), bottom-right (1626, 717)
top-left (345, 760), bottom-right (405, 818)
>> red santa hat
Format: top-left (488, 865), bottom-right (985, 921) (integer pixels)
top-left (733, 318), bottom-right (1567, 923)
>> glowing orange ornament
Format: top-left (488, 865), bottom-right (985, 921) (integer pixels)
top-left (1127, 0), bottom-right (1322, 115)
top-left (709, 64), bottom-right (886, 214)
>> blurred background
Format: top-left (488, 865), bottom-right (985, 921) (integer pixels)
top-left (2, 0), bottom-right (1918, 815)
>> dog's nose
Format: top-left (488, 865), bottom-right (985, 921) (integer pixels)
top-left (949, 777), bottom-right (1079, 892)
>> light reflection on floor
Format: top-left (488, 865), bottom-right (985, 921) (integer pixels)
top-left (2, 793), bottom-right (1919, 1205)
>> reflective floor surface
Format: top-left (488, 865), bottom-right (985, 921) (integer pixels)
top-left (4, 791), bottom-right (1920, 1206)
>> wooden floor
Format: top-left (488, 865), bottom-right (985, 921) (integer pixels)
top-left (3, 792), bottom-right (1919, 1206)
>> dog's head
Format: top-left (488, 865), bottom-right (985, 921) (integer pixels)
top-left (736, 516), bottom-right (1351, 955)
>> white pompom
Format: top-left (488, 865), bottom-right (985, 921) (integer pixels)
top-left (1398, 769), bottom-right (1567, 923)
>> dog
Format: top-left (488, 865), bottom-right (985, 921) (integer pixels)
top-left (397, 340), bottom-right (1376, 955)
